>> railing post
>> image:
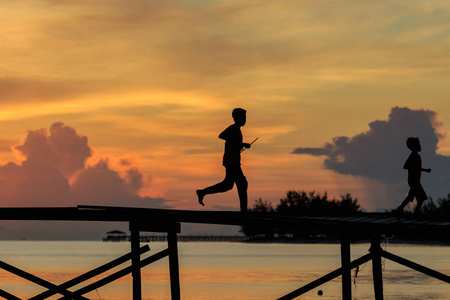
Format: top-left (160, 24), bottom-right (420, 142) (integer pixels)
top-left (340, 236), bottom-right (352, 300)
top-left (371, 236), bottom-right (384, 300)
top-left (168, 228), bottom-right (181, 300)
top-left (130, 222), bottom-right (142, 300)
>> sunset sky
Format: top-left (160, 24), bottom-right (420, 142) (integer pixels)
top-left (2, 1), bottom-right (450, 238)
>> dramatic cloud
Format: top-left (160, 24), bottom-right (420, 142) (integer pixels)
top-left (0, 123), bottom-right (170, 239)
top-left (0, 122), bottom-right (169, 208)
top-left (293, 107), bottom-right (450, 210)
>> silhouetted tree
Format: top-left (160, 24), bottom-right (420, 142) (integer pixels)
top-left (239, 198), bottom-right (275, 238)
top-left (252, 198), bottom-right (275, 213)
top-left (421, 198), bottom-right (438, 215)
top-left (241, 190), bottom-right (361, 239)
top-left (337, 193), bottom-right (361, 214)
top-left (437, 194), bottom-right (450, 216)
top-left (276, 191), bottom-right (360, 216)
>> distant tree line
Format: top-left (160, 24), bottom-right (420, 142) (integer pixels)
top-left (241, 190), bottom-right (450, 240)
top-left (240, 190), bottom-right (361, 240)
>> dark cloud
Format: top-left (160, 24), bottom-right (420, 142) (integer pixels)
top-left (292, 147), bottom-right (329, 156)
top-left (293, 107), bottom-right (450, 210)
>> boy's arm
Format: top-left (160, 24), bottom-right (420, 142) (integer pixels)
top-left (218, 126), bottom-right (230, 140)
top-left (403, 158), bottom-right (410, 170)
top-left (422, 168), bottom-right (432, 173)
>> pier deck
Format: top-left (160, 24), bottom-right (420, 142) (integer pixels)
top-left (1, 206), bottom-right (449, 300)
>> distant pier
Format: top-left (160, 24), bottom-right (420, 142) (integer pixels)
top-left (103, 233), bottom-right (249, 242)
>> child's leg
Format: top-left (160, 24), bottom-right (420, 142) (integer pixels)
top-left (397, 190), bottom-right (414, 211)
top-left (235, 168), bottom-right (248, 213)
top-left (414, 200), bottom-right (424, 215)
top-left (197, 168), bottom-right (235, 206)
top-left (414, 185), bottom-right (428, 215)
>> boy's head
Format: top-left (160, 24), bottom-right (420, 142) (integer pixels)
top-left (232, 108), bottom-right (246, 126)
top-left (406, 137), bottom-right (421, 152)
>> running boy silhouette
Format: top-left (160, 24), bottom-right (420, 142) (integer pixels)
top-left (396, 137), bottom-right (431, 215)
top-left (196, 108), bottom-right (251, 213)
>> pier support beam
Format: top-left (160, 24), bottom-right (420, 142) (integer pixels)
top-left (168, 230), bottom-right (181, 300)
top-left (371, 236), bottom-right (384, 300)
top-left (130, 225), bottom-right (142, 300)
top-left (130, 221), bottom-right (181, 300)
top-left (340, 237), bottom-right (352, 300)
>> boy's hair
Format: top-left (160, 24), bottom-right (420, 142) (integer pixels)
top-left (232, 108), bottom-right (246, 119)
top-left (406, 137), bottom-right (420, 150)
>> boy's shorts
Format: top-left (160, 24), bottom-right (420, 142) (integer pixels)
top-left (407, 183), bottom-right (428, 202)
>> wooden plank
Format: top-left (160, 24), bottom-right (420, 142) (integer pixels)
top-left (1, 207), bottom-right (449, 238)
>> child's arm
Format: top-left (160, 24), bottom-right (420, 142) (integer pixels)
top-left (422, 168), bottom-right (431, 173)
top-left (403, 158), bottom-right (410, 170)
top-left (218, 126), bottom-right (231, 140)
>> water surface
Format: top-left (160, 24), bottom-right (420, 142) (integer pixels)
top-left (1, 241), bottom-right (449, 299)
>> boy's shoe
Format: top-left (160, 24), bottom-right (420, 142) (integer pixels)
top-left (196, 190), bottom-right (205, 206)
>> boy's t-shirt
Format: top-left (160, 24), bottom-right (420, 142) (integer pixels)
top-left (220, 124), bottom-right (243, 166)
top-left (404, 152), bottom-right (422, 183)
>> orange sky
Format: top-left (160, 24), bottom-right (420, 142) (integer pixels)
top-left (1, 0), bottom-right (450, 220)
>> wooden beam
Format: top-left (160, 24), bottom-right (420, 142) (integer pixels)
top-left (130, 225), bottom-right (142, 300)
top-left (277, 252), bottom-right (373, 300)
top-left (168, 231), bottom-right (181, 300)
top-left (340, 237), bottom-right (352, 300)
top-left (381, 250), bottom-right (450, 284)
top-left (0, 261), bottom-right (88, 300)
top-left (59, 249), bottom-right (170, 299)
top-left (30, 245), bottom-right (150, 300)
top-left (371, 237), bottom-right (384, 300)
top-left (0, 289), bottom-right (21, 300)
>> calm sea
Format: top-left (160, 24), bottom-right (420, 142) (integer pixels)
top-left (1, 241), bottom-right (449, 299)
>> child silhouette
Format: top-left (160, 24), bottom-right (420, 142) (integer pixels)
top-left (396, 137), bottom-right (431, 216)
top-left (196, 108), bottom-right (251, 213)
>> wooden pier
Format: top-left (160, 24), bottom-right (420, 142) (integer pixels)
top-left (1, 205), bottom-right (449, 299)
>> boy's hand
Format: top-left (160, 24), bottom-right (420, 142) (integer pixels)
top-left (424, 168), bottom-right (431, 173)
top-left (242, 143), bottom-right (251, 149)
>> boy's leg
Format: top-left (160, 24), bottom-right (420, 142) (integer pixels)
top-left (234, 167), bottom-right (248, 213)
top-left (414, 185), bottom-right (428, 216)
top-left (415, 199), bottom-right (424, 215)
top-left (397, 190), bottom-right (414, 212)
top-left (197, 167), bottom-right (235, 206)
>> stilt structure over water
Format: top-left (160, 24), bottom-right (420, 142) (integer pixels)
top-left (0, 205), bottom-right (449, 300)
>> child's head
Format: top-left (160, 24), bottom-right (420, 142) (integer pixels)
top-left (232, 108), bottom-right (246, 126)
top-left (406, 137), bottom-right (421, 152)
